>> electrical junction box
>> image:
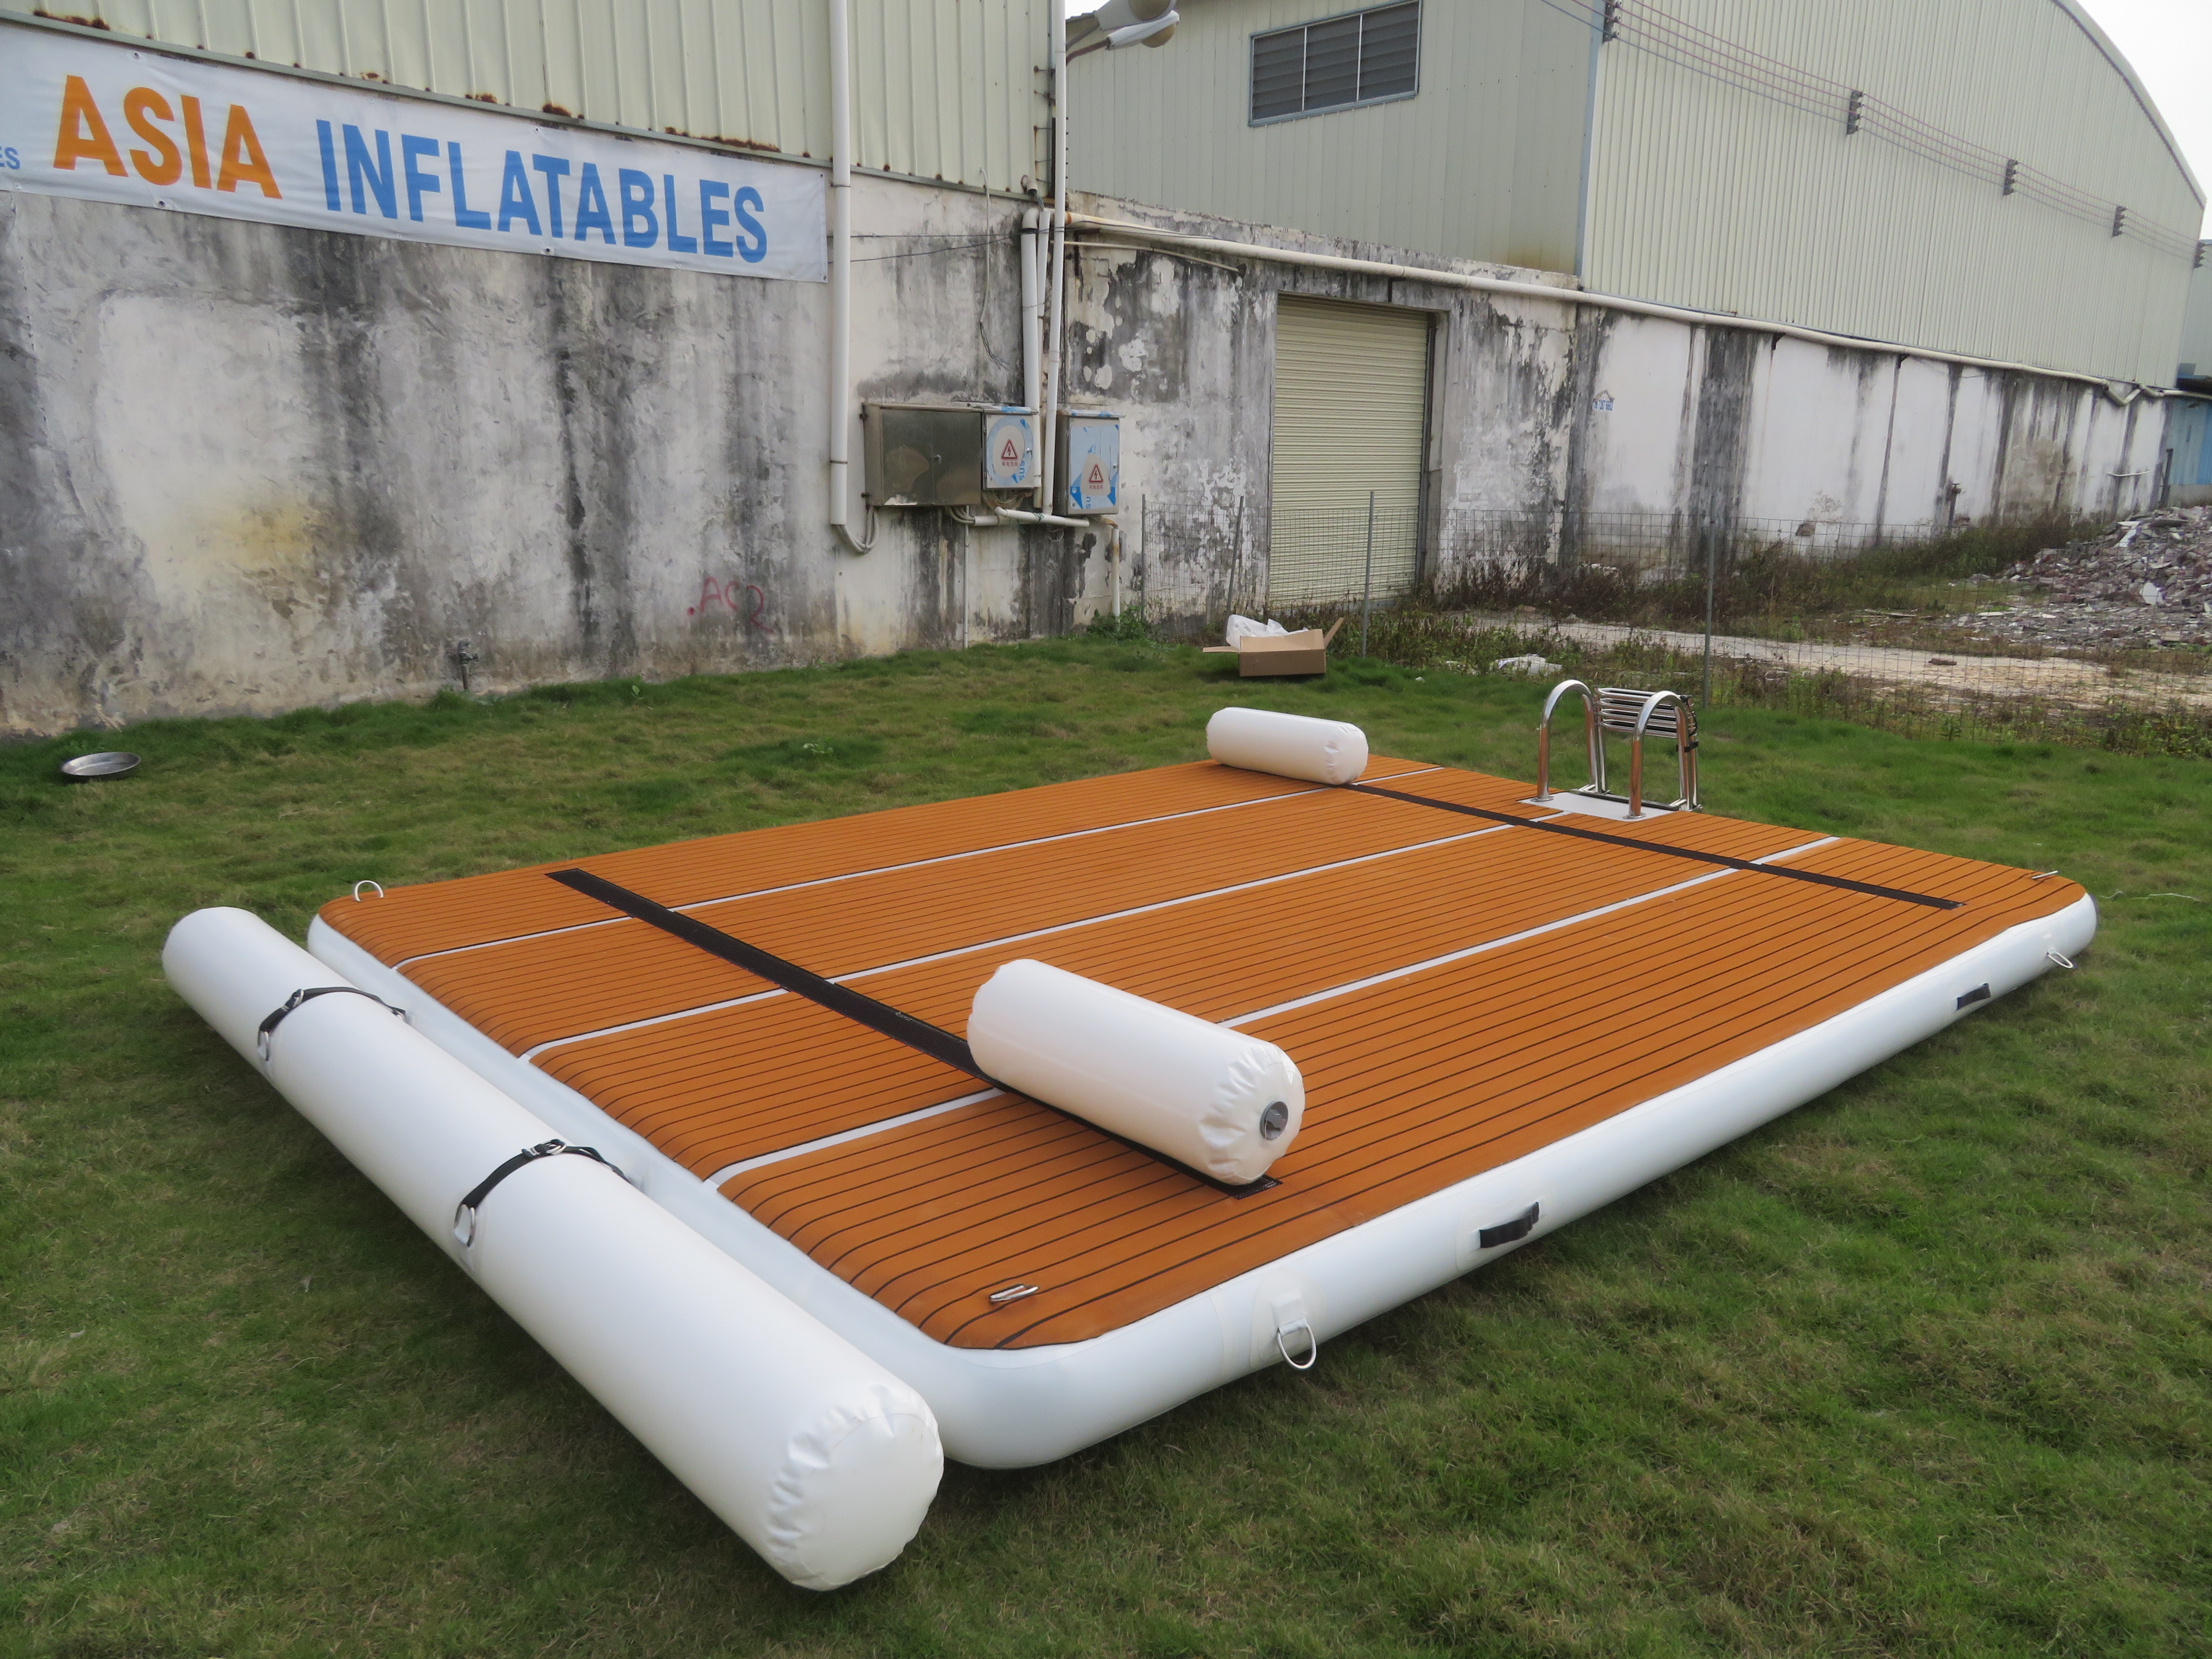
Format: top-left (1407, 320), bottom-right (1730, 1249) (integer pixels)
top-left (1061, 411), bottom-right (1120, 515)
top-left (862, 402), bottom-right (987, 507)
top-left (984, 408), bottom-right (1037, 492)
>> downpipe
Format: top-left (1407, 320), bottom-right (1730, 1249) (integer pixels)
top-left (826, 0), bottom-right (875, 554)
top-left (1037, 1), bottom-right (1070, 518)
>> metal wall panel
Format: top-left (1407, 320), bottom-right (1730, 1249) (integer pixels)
top-left (1074, 0), bottom-right (2202, 385)
top-left (2181, 250), bottom-right (2212, 379)
top-left (1072, 0), bottom-right (1590, 274)
top-left (36, 0), bottom-right (1051, 194)
top-left (1581, 0), bottom-right (2204, 386)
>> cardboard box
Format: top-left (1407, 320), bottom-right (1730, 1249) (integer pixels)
top-left (1203, 618), bottom-right (1344, 677)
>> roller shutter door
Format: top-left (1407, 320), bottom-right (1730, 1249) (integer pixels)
top-left (1267, 297), bottom-right (1431, 608)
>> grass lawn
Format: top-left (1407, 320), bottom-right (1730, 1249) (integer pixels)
top-left (3, 638), bottom-right (2207, 1659)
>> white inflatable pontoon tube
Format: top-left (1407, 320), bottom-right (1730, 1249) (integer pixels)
top-left (1206, 707), bottom-right (1368, 785)
top-left (163, 907), bottom-right (943, 1590)
top-left (968, 959), bottom-right (1304, 1185)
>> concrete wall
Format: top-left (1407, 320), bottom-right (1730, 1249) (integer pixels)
top-left (1066, 197), bottom-right (2174, 616)
top-left (1062, 198), bottom-right (1583, 620)
top-left (1566, 317), bottom-right (2173, 538)
top-left (6, 181), bottom-right (2183, 739)
top-left (1, 178), bottom-right (1102, 737)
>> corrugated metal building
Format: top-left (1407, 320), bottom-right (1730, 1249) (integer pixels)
top-left (29, 0), bottom-right (1055, 193)
top-left (2182, 244), bottom-right (2212, 383)
top-left (1074, 0), bottom-right (2205, 387)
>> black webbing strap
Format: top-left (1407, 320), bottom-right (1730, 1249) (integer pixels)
top-left (545, 867), bottom-right (1279, 1198)
top-left (1349, 783), bottom-right (1961, 910)
top-left (453, 1138), bottom-right (623, 1246)
top-left (549, 867), bottom-right (987, 1077)
top-left (256, 986), bottom-right (406, 1061)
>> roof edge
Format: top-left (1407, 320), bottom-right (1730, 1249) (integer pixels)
top-left (2041, 0), bottom-right (2199, 206)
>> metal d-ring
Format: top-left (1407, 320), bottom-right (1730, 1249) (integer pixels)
top-left (1274, 1318), bottom-right (1318, 1371)
top-left (2046, 949), bottom-right (2077, 969)
top-left (352, 880), bottom-right (385, 901)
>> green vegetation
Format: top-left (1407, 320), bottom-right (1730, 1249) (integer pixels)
top-left (1271, 606), bottom-right (2212, 762)
top-left (1424, 518), bottom-right (2087, 643)
top-left (4, 639), bottom-right (2206, 1658)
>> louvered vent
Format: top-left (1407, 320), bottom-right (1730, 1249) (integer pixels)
top-left (1250, 3), bottom-right (1421, 123)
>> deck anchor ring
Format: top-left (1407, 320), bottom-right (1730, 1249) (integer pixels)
top-left (1275, 1318), bottom-right (1318, 1371)
top-left (2046, 949), bottom-right (2077, 970)
top-left (352, 881), bottom-right (385, 901)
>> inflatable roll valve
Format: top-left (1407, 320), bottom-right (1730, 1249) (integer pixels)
top-left (1206, 707), bottom-right (1368, 786)
top-left (163, 907), bottom-right (942, 1591)
top-left (967, 959), bottom-right (1304, 1185)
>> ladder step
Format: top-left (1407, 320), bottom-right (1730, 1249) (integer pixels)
top-left (1597, 686), bottom-right (1696, 739)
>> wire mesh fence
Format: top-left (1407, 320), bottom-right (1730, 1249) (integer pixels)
top-left (1265, 502), bottom-right (1425, 609)
top-left (1110, 496), bottom-right (2212, 759)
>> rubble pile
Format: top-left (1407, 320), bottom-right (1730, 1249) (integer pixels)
top-left (1953, 507), bottom-right (2212, 650)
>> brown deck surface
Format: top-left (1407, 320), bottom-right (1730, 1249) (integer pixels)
top-left (320, 756), bottom-right (2084, 1350)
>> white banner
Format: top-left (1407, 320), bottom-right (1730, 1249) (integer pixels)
top-left (0, 22), bottom-right (827, 282)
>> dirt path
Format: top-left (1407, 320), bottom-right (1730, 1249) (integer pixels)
top-left (1474, 616), bottom-right (2212, 710)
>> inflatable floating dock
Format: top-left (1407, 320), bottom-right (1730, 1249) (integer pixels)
top-left (166, 703), bottom-right (2094, 1586)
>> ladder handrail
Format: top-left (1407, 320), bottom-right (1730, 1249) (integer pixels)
top-left (1625, 689), bottom-right (1698, 818)
top-left (1534, 679), bottom-right (1604, 803)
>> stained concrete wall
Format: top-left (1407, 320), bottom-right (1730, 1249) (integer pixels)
top-left (2, 175), bottom-right (1094, 737)
top-left (1063, 197), bottom-right (1585, 617)
top-left (1067, 195), bottom-right (2174, 615)
top-left (6, 181), bottom-right (2184, 738)
top-left (1568, 317), bottom-right (2173, 537)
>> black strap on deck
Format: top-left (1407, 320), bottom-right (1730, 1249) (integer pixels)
top-left (550, 867), bottom-right (987, 1077)
top-left (256, 985), bottom-right (406, 1061)
top-left (453, 1138), bottom-right (624, 1246)
top-left (1348, 782), bottom-right (1960, 910)
top-left (546, 867), bottom-right (1278, 1198)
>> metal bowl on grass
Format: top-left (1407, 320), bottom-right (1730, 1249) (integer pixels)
top-left (60, 751), bottom-right (141, 780)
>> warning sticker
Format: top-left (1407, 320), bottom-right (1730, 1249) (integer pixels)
top-left (984, 411), bottom-right (1033, 488)
top-left (1063, 412), bottom-right (1117, 511)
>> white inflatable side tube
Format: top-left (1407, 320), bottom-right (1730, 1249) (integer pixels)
top-left (309, 894), bottom-right (2096, 1470)
top-left (967, 959), bottom-right (1304, 1184)
top-left (1205, 707), bottom-right (1368, 784)
top-left (163, 907), bottom-right (942, 1590)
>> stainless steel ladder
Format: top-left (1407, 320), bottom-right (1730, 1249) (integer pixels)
top-left (1534, 680), bottom-right (1700, 818)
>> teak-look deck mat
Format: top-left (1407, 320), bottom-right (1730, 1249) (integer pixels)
top-left (320, 757), bottom-right (2083, 1350)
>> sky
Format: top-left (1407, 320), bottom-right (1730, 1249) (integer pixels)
top-left (1072, 0), bottom-right (2212, 216)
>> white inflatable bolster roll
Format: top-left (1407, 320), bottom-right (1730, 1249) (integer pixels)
top-left (967, 959), bottom-right (1304, 1185)
top-left (1205, 707), bottom-right (1368, 785)
top-left (163, 906), bottom-right (942, 1591)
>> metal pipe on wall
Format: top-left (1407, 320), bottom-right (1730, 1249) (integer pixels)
top-left (1037, 2), bottom-right (1071, 515)
top-left (1021, 207), bottom-right (1044, 418)
top-left (826, 0), bottom-right (874, 554)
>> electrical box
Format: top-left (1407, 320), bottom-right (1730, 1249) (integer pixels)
top-left (862, 402), bottom-right (987, 507)
top-left (984, 408), bottom-right (1037, 492)
top-left (1061, 411), bottom-right (1120, 515)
